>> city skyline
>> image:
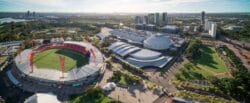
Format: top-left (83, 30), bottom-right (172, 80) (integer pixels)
top-left (1, 0), bottom-right (250, 13)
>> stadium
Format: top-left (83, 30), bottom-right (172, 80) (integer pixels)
top-left (8, 41), bottom-right (104, 89)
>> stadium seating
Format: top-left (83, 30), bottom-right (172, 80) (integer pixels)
top-left (34, 43), bottom-right (89, 55)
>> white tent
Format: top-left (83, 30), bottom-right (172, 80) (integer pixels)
top-left (102, 82), bottom-right (116, 91)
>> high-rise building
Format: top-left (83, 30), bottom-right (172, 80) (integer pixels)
top-left (201, 11), bottom-right (205, 25)
top-left (32, 12), bottom-right (36, 18)
top-left (143, 16), bottom-right (149, 24)
top-left (148, 13), bottom-right (155, 24)
top-left (162, 12), bottom-right (168, 25)
top-left (209, 23), bottom-right (217, 38)
top-left (135, 16), bottom-right (143, 24)
top-left (27, 10), bottom-right (30, 18)
top-left (204, 19), bottom-right (212, 31)
top-left (167, 16), bottom-right (175, 24)
top-left (154, 13), bottom-right (160, 25)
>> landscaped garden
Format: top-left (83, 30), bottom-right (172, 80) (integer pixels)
top-left (175, 45), bottom-right (230, 81)
top-left (0, 56), bottom-right (7, 65)
top-left (109, 58), bottom-right (163, 92)
top-left (173, 39), bottom-right (240, 102)
top-left (111, 71), bottom-right (141, 86)
top-left (70, 86), bottom-right (115, 103)
top-left (176, 90), bottom-right (237, 103)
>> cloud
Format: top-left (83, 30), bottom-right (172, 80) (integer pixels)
top-left (1, 0), bottom-right (249, 13)
top-left (150, 0), bottom-right (209, 3)
top-left (3, 0), bottom-right (67, 8)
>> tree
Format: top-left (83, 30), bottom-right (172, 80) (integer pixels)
top-left (185, 39), bottom-right (202, 60)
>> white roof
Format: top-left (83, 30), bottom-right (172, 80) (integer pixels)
top-left (96, 27), bottom-right (112, 40)
top-left (24, 93), bottom-right (61, 103)
top-left (130, 49), bottom-right (161, 60)
top-left (108, 42), bottom-right (140, 57)
top-left (102, 82), bottom-right (116, 91)
top-left (143, 33), bottom-right (172, 50)
top-left (162, 25), bottom-right (179, 30)
top-left (109, 41), bottom-right (173, 68)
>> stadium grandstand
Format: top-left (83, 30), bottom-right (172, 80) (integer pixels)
top-left (10, 41), bottom-right (104, 88)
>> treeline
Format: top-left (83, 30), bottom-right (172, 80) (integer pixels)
top-left (213, 46), bottom-right (250, 102)
top-left (0, 20), bottom-right (100, 42)
top-left (221, 20), bottom-right (250, 40)
top-left (213, 71), bottom-right (250, 102)
top-left (221, 46), bottom-right (247, 72)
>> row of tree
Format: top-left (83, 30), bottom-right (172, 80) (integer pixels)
top-left (0, 20), bottom-right (100, 49)
top-left (213, 46), bottom-right (250, 102)
top-left (213, 71), bottom-right (250, 102)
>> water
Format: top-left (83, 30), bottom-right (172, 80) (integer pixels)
top-left (0, 18), bottom-right (27, 24)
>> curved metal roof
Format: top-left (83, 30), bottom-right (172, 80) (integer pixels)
top-left (143, 33), bottom-right (173, 50)
top-left (130, 49), bottom-right (161, 60)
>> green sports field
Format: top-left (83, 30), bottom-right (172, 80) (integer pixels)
top-left (33, 49), bottom-right (88, 72)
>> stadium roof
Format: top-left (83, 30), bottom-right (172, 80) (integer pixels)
top-left (130, 49), bottom-right (161, 60)
top-left (24, 93), bottom-right (61, 103)
top-left (143, 33), bottom-right (173, 50)
top-left (162, 25), bottom-right (179, 30)
top-left (109, 42), bottom-right (140, 57)
top-left (96, 27), bottom-right (112, 40)
top-left (109, 42), bottom-right (173, 68)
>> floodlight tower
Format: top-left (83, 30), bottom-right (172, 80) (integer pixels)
top-left (59, 56), bottom-right (65, 78)
top-left (29, 52), bottom-right (35, 73)
top-left (90, 48), bottom-right (96, 66)
top-left (18, 47), bottom-right (23, 63)
top-left (61, 32), bottom-right (64, 41)
top-left (31, 34), bottom-right (35, 48)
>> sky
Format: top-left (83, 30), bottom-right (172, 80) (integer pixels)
top-left (0, 0), bottom-right (250, 13)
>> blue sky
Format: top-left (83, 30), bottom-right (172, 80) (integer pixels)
top-left (0, 0), bottom-right (250, 13)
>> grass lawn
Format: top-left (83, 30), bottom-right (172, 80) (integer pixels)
top-left (118, 75), bottom-right (127, 85)
top-left (0, 56), bottom-right (7, 64)
top-left (176, 45), bottom-right (230, 80)
top-left (33, 49), bottom-right (88, 72)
